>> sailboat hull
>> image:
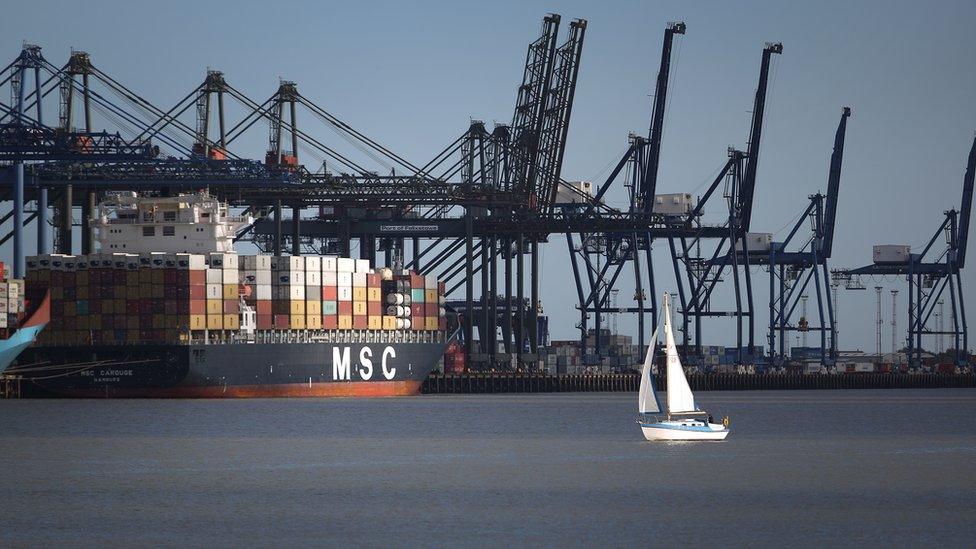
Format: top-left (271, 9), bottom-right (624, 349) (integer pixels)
top-left (640, 421), bottom-right (730, 441)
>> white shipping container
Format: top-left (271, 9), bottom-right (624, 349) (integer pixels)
top-left (354, 259), bottom-right (370, 273)
top-left (206, 268), bottom-right (222, 284)
top-left (554, 180), bottom-right (594, 204)
top-left (304, 256), bottom-right (322, 272)
top-left (254, 285), bottom-right (272, 300)
top-left (221, 270), bottom-right (238, 284)
top-left (206, 284), bottom-right (222, 299)
top-left (323, 271), bottom-right (338, 286)
top-left (652, 193), bottom-right (696, 216)
top-left (425, 275), bottom-right (438, 290)
top-left (735, 232), bottom-right (773, 252)
top-left (873, 244), bottom-right (911, 264)
top-left (0, 314), bottom-right (7, 328)
top-left (0, 300), bottom-right (8, 313)
top-left (337, 287), bottom-right (353, 301)
top-left (176, 253), bottom-right (207, 270)
top-left (322, 256), bottom-right (338, 272)
top-left (289, 286), bottom-right (306, 300)
top-left (337, 257), bottom-right (355, 273)
top-left (305, 271), bottom-right (322, 286)
top-left (352, 272), bottom-right (367, 287)
top-left (271, 256), bottom-right (304, 271)
top-left (0, 283), bottom-right (7, 298)
top-left (242, 270), bottom-right (272, 285)
top-left (337, 272), bottom-right (353, 287)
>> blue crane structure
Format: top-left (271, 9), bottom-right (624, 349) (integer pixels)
top-left (665, 41), bottom-right (783, 366)
top-left (833, 136), bottom-right (975, 368)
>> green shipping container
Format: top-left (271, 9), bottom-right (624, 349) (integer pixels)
top-left (322, 300), bottom-right (338, 315)
top-left (410, 289), bottom-right (425, 303)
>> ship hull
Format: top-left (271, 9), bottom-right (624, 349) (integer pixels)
top-left (18, 339), bottom-right (446, 398)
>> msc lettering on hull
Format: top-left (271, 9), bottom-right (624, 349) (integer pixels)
top-left (332, 346), bottom-right (397, 381)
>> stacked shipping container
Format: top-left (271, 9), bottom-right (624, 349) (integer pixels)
top-left (27, 252), bottom-right (447, 346)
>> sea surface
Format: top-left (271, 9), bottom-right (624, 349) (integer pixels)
top-left (1, 389), bottom-right (974, 547)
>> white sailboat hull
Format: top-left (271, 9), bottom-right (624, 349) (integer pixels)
top-left (640, 420), bottom-right (730, 441)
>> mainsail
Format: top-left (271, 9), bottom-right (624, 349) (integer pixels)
top-left (638, 326), bottom-right (661, 414)
top-left (662, 294), bottom-right (696, 414)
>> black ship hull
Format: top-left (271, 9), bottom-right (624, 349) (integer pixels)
top-left (17, 339), bottom-right (448, 398)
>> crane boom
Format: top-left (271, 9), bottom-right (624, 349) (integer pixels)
top-left (957, 134), bottom-right (976, 268)
top-left (740, 41), bottom-right (782, 232)
top-left (641, 21), bottom-right (685, 212)
top-left (821, 106), bottom-right (851, 258)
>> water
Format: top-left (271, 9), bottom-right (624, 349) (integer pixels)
top-left (1, 390), bottom-right (974, 546)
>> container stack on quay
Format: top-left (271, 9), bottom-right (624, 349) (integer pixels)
top-left (25, 252), bottom-right (447, 346)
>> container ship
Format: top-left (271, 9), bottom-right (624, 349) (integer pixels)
top-left (14, 191), bottom-right (454, 398)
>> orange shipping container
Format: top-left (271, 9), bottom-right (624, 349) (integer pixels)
top-left (291, 315), bottom-right (306, 329)
top-left (289, 300), bottom-right (305, 315)
top-left (338, 315), bottom-right (353, 330)
top-left (190, 314), bottom-right (206, 330)
top-left (367, 288), bottom-right (382, 302)
top-left (382, 316), bottom-right (397, 331)
top-left (223, 314), bottom-right (240, 330)
top-left (306, 315), bottom-right (323, 329)
top-left (367, 316), bottom-right (382, 330)
top-left (207, 315), bottom-right (223, 330)
top-left (353, 301), bottom-right (367, 316)
top-left (206, 300), bottom-right (222, 315)
top-left (353, 287), bottom-right (367, 301)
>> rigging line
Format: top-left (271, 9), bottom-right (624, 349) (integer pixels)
top-left (298, 94), bottom-right (424, 174)
top-left (223, 84), bottom-right (367, 174)
top-left (90, 66), bottom-right (200, 139)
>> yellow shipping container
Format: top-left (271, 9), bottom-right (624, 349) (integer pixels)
top-left (367, 288), bottom-right (382, 302)
top-left (206, 315), bottom-right (224, 330)
top-left (338, 315), bottom-right (353, 330)
top-left (353, 287), bottom-right (367, 301)
top-left (223, 314), bottom-right (240, 330)
top-left (190, 314), bottom-right (206, 330)
top-left (206, 300), bottom-right (223, 315)
top-left (306, 315), bottom-right (322, 329)
top-left (306, 301), bottom-right (321, 315)
top-left (291, 314), bottom-right (306, 329)
top-left (222, 284), bottom-right (238, 300)
top-left (425, 289), bottom-right (438, 303)
top-left (382, 316), bottom-right (397, 331)
top-left (353, 301), bottom-right (367, 316)
top-left (289, 300), bottom-right (305, 315)
top-left (367, 316), bottom-right (382, 330)
top-left (425, 317), bottom-right (439, 331)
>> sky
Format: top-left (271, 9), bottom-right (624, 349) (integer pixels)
top-left (2, 0), bottom-right (975, 354)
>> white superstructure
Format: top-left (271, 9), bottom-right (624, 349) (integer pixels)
top-left (94, 191), bottom-right (253, 254)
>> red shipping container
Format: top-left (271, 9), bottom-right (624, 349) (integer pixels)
top-left (322, 286), bottom-right (337, 300)
top-left (425, 303), bottom-right (438, 316)
top-left (410, 274), bottom-right (424, 288)
top-left (353, 316), bottom-right (368, 330)
top-left (366, 273), bottom-right (380, 287)
top-left (223, 300), bottom-right (240, 314)
top-left (323, 315), bottom-right (338, 330)
top-left (273, 314), bottom-right (290, 330)
top-left (367, 302), bottom-right (382, 316)
top-left (164, 270), bottom-right (177, 284)
top-left (338, 301), bottom-right (353, 315)
top-left (190, 300), bottom-right (205, 315)
top-left (438, 318), bottom-right (447, 331)
top-left (256, 314), bottom-right (274, 330)
top-left (411, 316), bottom-right (424, 330)
top-left (189, 270), bottom-right (206, 285)
top-left (411, 304), bottom-right (424, 317)
top-left (438, 281), bottom-right (446, 294)
top-left (256, 300), bottom-right (272, 315)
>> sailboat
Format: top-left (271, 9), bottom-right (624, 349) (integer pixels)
top-left (637, 293), bottom-right (730, 441)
